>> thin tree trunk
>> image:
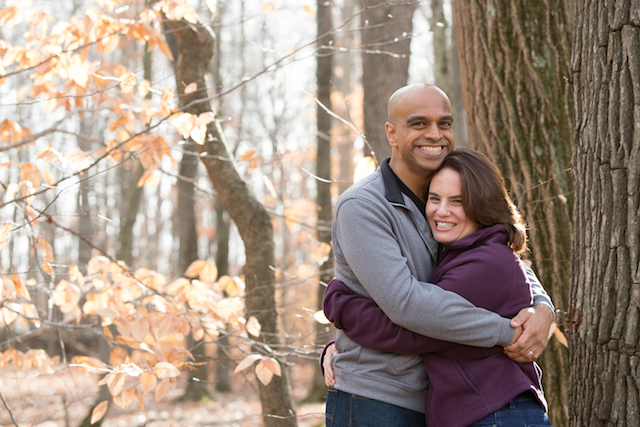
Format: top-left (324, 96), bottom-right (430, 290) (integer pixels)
top-left (569, 1), bottom-right (640, 426)
top-left (214, 198), bottom-right (232, 392)
top-left (307, 0), bottom-right (336, 402)
top-left (336, 0), bottom-right (357, 195)
top-left (76, 116), bottom-right (94, 269)
top-left (452, 1), bottom-right (573, 425)
top-left (163, 18), bottom-right (297, 426)
top-left (360, 0), bottom-right (415, 162)
top-left (116, 44), bottom-right (153, 265)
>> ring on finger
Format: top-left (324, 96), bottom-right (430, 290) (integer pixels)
top-left (528, 350), bottom-right (535, 358)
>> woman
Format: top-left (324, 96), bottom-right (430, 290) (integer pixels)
top-left (323, 148), bottom-right (551, 427)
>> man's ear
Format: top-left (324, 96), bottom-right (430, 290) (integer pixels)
top-left (385, 122), bottom-right (397, 147)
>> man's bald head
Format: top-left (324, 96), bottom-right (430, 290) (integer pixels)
top-left (387, 84), bottom-right (450, 123)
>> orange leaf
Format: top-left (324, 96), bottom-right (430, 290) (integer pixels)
top-left (303, 5), bottom-right (315, 16)
top-left (255, 357), bottom-right (281, 386)
top-left (140, 371), bottom-right (157, 394)
top-left (12, 275), bottom-right (30, 301)
top-left (120, 387), bottom-right (135, 408)
top-left (155, 378), bottom-right (171, 402)
top-left (137, 170), bottom-right (161, 188)
top-left (184, 260), bottom-right (206, 278)
top-left (217, 275), bottom-right (244, 297)
top-left (131, 317), bottom-right (150, 342)
top-left (0, 6), bottom-right (23, 27)
top-left (205, 0), bottom-right (217, 18)
top-left (259, 2), bottom-right (274, 14)
top-left (1, 277), bottom-right (16, 301)
top-left (313, 310), bottom-right (330, 324)
top-left (153, 362), bottom-right (180, 379)
top-left (0, 223), bottom-right (12, 252)
top-left (107, 372), bottom-right (125, 396)
top-left (245, 316), bottom-right (261, 338)
top-left (90, 401), bottom-right (109, 424)
top-left (553, 326), bottom-right (568, 348)
top-left (135, 388), bottom-right (144, 410)
top-left (234, 353), bottom-right (261, 374)
top-left (71, 356), bottom-right (107, 373)
top-left (238, 150), bottom-right (256, 162)
top-left (42, 261), bottom-right (52, 274)
top-left (184, 82), bottom-right (197, 94)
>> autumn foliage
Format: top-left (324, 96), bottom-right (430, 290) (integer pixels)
top-left (0, 0), bottom-right (321, 423)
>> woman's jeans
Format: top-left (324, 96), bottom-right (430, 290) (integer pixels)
top-left (468, 391), bottom-right (552, 426)
top-left (325, 387), bottom-right (426, 427)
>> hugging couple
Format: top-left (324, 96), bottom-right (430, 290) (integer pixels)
top-left (321, 84), bottom-right (555, 427)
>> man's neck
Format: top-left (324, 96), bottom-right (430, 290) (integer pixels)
top-left (388, 159), bottom-right (430, 202)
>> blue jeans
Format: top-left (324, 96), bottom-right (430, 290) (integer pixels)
top-left (468, 392), bottom-right (552, 426)
top-left (325, 388), bottom-right (426, 426)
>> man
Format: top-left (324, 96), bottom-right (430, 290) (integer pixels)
top-left (323, 84), bottom-right (554, 426)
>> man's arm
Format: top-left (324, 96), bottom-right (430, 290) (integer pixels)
top-left (334, 198), bottom-right (514, 347)
top-left (323, 279), bottom-right (455, 355)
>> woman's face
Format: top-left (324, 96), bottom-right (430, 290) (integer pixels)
top-left (426, 168), bottom-right (480, 245)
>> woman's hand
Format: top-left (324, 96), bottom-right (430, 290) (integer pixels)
top-left (504, 304), bottom-right (555, 363)
top-left (323, 343), bottom-right (338, 387)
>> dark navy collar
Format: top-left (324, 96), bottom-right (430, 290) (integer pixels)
top-left (381, 158), bottom-right (405, 204)
top-left (381, 158), bottom-right (426, 218)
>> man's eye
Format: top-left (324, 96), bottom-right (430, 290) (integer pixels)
top-left (439, 122), bottom-right (452, 128)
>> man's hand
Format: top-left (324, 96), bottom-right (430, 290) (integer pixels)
top-left (504, 304), bottom-right (554, 363)
top-left (323, 343), bottom-right (338, 387)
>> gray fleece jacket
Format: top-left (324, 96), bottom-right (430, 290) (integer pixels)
top-left (331, 158), bottom-right (553, 413)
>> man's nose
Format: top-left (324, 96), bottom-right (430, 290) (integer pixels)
top-left (423, 122), bottom-right (441, 140)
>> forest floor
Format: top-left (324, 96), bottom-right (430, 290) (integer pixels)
top-left (0, 364), bottom-right (326, 427)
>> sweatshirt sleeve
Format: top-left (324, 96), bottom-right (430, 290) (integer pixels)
top-left (522, 261), bottom-right (555, 318)
top-left (323, 279), bottom-right (454, 355)
top-left (334, 197), bottom-right (514, 348)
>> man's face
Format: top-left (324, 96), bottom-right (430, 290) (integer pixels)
top-left (386, 86), bottom-right (454, 185)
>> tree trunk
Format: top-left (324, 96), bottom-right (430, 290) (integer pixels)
top-left (452, 1), bottom-right (573, 425)
top-left (76, 115), bottom-right (94, 269)
top-left (214, 198), bottom-right (232, 392)
top-left (116, 44), bottom-right (153, 266)
top-left (163, 18), bottom-right (297, 426)
top-left (569, 1), bottom-right (640, 426)
top-left (337, 0), bottom-right (357, 195)
top-left (428, 0), bottom-right (468, 147)
top-left (176, 142), bottom-right (199, 276)
top-left (178, 138), bottom-right (209, 401)
top-left (306, 0), bottom-right (336, 403)
top-left (360, 0), bottom-right (415, 162)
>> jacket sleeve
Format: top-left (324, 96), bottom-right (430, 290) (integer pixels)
top-left (333, 197), bottom-right (514, 347)
top-left (522, 261), bottom-right (555, 318)
top-left (324, 279), bottom-right (454, 355)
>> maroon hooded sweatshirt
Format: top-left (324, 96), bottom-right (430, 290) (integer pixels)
top-left (323, 224), bottom-right (547, 427)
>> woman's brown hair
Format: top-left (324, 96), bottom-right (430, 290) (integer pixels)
top-left (427, 148), bottom-right (528, 254)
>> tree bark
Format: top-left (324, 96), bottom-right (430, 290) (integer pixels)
top-left (116, 44), bottom-right (153, 266)
top-left (428, 0), bottom-right (468, 147)
top-left (306, 0), bottom-right (336, 402)
top-left (360, 0), bottom-right (415, 162)
top-left (569, 1), bottom-right (640, 426)
top-left (163, 18), bottom-right (297, 426)
top-left (213, 198), bottom-right (232, 392)
top-left (452, 1), bottom-right (574, 425)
